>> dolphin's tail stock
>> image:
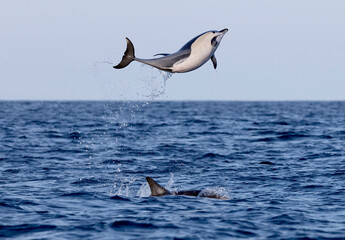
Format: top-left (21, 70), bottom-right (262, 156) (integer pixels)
top-left (146, 177), bottom-right (170, 196)
top-left (113, 37), bottom-right (135, 69)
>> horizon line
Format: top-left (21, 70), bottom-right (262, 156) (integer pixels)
top-left (1, 99), bottom-right (345, 102)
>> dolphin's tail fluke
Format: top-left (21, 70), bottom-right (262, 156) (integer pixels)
top-left (146, 177), bottom-right (170, 196)
top-left (113, 37), bottom-right (135, 69)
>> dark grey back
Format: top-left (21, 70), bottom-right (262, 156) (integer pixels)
top-left (135, 48), bottom-right (191, 71)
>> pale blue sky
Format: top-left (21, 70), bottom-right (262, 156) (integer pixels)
top-left (1, 0), bottom-right (345, 100)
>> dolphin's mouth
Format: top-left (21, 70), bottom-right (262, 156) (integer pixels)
top-left (214, 28), bottom-right (228, 43)
top-left (220, 28), bottom-right (228, 34)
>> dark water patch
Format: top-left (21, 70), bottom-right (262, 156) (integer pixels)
top-left (277, 132), bottom-right (308, 141)
top-left (16, 199), bottom-right (40, 206)
top-left (158, 223), bottom-right (179, 229)
top-left (0, 202), bottom-right (12, 208)
top-left (46, 131), bottom-right (64, 139)
top-left (74, 222), bottom-right (106, 232)
top-left (101, 159), bottom-right (122, 165)
top-left (111, 132), bottom-right (125, 138)
top-left (188, 130), bottom-right (232, 136)
top-left (318, 135), bottom-right (333, 139)
top-left (303, 184), bottom-right (324, 189)
top-left (208, 126), bottom-right (220, 131)
top-left (268, 200), bottom-right (283, 205)
top-left (36, 210), bottom-right (49, 214)
top-left (60, 192), bottom-right (94, 197)
top-left (157, 144), bottom-right (178, 150)
top-left (0, 224), bottom-right (57, 238)
top-left (110, 196), bottom-right (131, 201)
top-left (46, 148), bottom-right (84, 154)
top-left (152, 123), bottom-right (169, 128)
top-left (184, 119), bottom-right (209, 124)
top-left (259, 161), bottom-right (275, 165)
top-left (273, 121), bottom-right (290, 125)
top-left (2, 168), bottom-right (21, 174)
top-left (157, 144), bottom-right (197, 155)
top-left (23, 155), bottom-right (37, 160)
top-left (304, 152), bottom-right (342, 160)
top-left (332, 170), bottom-right (345, 176)
top-left (71, 178), bottom-right (102, 186)
top-left (234, 229), bottom-right (257, 237)
top-left (28, 120), bottom-right (49, 126)
top-left (336, 129), bottom-right (345, 134)
top-left (128, 122), bottom-right (147, 128)
top-left (255, 137), bottom-right (275, 142)
top-left (255, 132), bottom-right (309, 142)
top-left (195, 152), bottom-right (227, 160)
top-left (69, 131), bottom-right (82, 139)
top-left (257, 130), bottom-right (277, 135)
top-left (0, 202), bottom-right (22, 210)
top-left (269, 214), bottom-right (297, 225)
top-left (110, 220), bottom-right (157, 229)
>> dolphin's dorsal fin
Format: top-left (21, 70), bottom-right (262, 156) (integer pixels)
top-left (211, 55), bottom-right (217, 69)
top-left (153, 53), bottom-right (170, 57)
top-left (146, 177), bottom-right (169, 196)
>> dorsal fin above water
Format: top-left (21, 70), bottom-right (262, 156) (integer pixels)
top-left (146, 177), bottom-right (170, 196)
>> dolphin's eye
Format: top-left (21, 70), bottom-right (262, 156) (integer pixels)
top-left (211, 36), bottom-right (218, 46)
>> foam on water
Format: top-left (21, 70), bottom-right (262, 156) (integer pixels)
top-left (199, 187), bottom-right (231, 200)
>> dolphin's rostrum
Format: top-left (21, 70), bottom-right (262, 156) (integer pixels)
top-left (146, 177), bottom-right (228, 199)
top-left (114, 29), bottom-right (228, 73)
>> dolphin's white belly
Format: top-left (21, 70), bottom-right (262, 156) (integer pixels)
top-left (171, 35), bottom-right (215, 73)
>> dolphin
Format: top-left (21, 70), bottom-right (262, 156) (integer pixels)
top-left (114, 29), bottom-right (228, 73)
top-left (146, 177), bottom-right (228, 200)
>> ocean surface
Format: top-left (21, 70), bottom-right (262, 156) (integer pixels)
top-left (1, 101), bottom-right (345, 239)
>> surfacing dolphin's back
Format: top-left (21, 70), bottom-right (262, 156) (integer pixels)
top-left (114, 29), bottom-right (228, 73)
top-left (146, 177), bottom-right (229, 199)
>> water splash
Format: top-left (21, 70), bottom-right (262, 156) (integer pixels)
top-left (93, 61), bottom-right (176, 194)
top-left (139, 65), bottom-right (173, 100)
top-left (166, 173), bottom-right (178, 192)
top-left (110, 176), bottom-right (151, 198)
top-left (199, 187), bottom-right (231, 200)
top-left (112, 176), bottom-right (137, 197)
top-left (98, 63), bottom-right (174, 144)
top-left (93, 60), bottom-right (174, 101)
top-left (137, 182), bottom-right (151, 197)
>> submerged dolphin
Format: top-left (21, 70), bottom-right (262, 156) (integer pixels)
top-left (114, 29), bottom-right (228, 73)
top-left (146, 177), bottom-right (228, 200)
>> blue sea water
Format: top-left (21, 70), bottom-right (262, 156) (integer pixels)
top-left (0, 101), bottom-right (345, 239)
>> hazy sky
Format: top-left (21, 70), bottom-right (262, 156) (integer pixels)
top-left (1, 0), bottom-right (345, 100)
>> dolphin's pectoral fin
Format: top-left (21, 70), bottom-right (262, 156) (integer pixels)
top-left (146, 177), bottom-right (170, 196)
top-left (211, 55), bottom-right (217, 69)
top-left (153, 53), bottom-right (170, 57)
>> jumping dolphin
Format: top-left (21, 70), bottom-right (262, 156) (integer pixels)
top-left (114, 29), bottom-right (228, 73)
top-left (146, 177), bottom-right (229, 200)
